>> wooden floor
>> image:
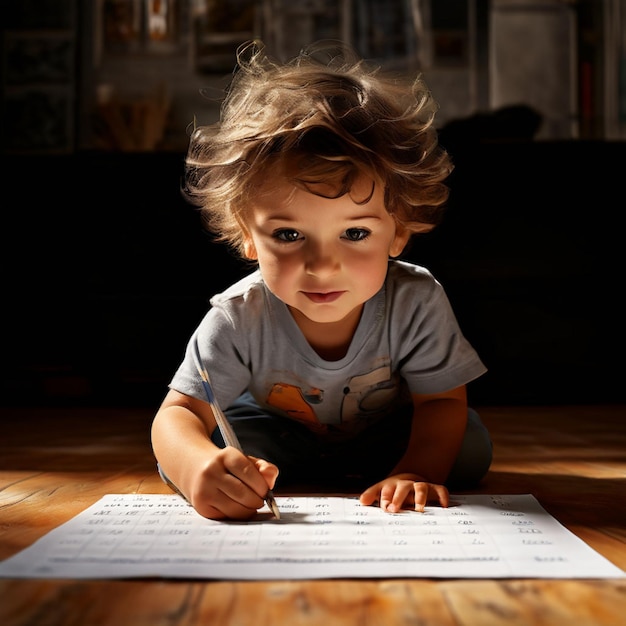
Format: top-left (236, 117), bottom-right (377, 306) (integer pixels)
top-left (0, 404), bottom-right (625, 626)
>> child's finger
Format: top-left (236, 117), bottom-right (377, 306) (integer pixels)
top-left (250, 456), bottom-right (279, 490)
top-left (430, 483), bottom-right (450, 508)
top-left (412, 482), bottom-right (429, 512)
top-left (412, 482), bottom-right (450, 511)
top-left (358, 484), bottom-right (380, 507)
top-left (219, 448), bottom-right (272, 501)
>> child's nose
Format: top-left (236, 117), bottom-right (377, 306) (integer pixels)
top-left (304, 241), bottom-right (340, 277)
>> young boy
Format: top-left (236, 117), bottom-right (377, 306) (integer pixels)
top-left (151, 40), bottom-right (492, 520)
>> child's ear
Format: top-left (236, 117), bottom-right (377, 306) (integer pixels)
top-left (389, 226), bottom-right (411, 258)
top-left (242, 237), bottom-right (258, 260)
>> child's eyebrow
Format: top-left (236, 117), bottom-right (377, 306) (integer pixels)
top-left (347, 214), bottom-right (384, 221)
top-left (262, 213), bottom-right (383, 223)
top-left (261, 213), bottom-right (298, 223)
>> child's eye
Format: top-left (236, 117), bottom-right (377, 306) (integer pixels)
top-left (272, 228), bottom-right (301, 242)
top-left (343, 228), bottom-right (371, 242)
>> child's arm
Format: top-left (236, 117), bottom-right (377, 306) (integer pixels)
top-left (359, 385), bottom-right (468, 513)
top-left (151, 389), bottom-right (279, 520)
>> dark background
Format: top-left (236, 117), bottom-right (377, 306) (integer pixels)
top-left (3, 140), bottom-right (624, 409)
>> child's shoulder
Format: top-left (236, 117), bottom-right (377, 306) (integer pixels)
top-left (385, 259), bottom-right (447, 315)
top-left (388, 259), bottom-right (437, 283)
top-left (209, 269), bottom-right (265, 307)
top-left (386, 259), bottom-right (444, 301)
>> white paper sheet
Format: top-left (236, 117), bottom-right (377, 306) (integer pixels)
top-left (0, 493), bottom-right (623, 579)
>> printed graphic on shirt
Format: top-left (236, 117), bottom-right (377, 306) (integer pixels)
top-left (265, 365), bottom-right (401, 434)
top-left (266, 383), bottom-right (327, 433)
top-left (340, 366), bottom-right (400, 425)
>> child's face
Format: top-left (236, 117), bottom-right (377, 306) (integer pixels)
top-left (242, 174), bottom-right (409, 326)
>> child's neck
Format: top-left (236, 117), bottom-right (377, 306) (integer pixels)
top-left (288, 305), bottom-right (363, 361)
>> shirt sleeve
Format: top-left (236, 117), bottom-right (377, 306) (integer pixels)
top-left (168, 304), bottom-right (253, 409)
top-left (389, 264), bottom-right (487, 394)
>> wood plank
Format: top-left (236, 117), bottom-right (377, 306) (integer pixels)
top-left (0, 405), bottom-right (625, 626)
top-left (439, 580), bottom-right (626, 626)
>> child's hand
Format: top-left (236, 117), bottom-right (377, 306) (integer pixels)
top-left (186, 447), bottom-right (279, 520)
top-left (359, 473), bottom-right (449, 513)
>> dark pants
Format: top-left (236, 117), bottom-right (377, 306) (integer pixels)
top-left (212, 393), bottom-right (493, 491)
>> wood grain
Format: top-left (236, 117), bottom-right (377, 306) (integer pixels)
top-left (0, 405), bottom-right (625, 626)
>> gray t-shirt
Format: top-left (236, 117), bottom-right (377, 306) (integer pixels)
top-left (170, 260), bottom-right (486, 439)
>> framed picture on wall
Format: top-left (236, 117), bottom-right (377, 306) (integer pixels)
top-left (191, 0), bottom-right (256, 73)
top-left (3, 88), bottom-right (74, 153)
top-left (100, 0), bottom-right (184, 55)
top-left (2, 2), bottom-right (77, 154)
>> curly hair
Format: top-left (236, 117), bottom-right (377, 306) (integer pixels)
top-left (184, 40), bottom-right (453, 257)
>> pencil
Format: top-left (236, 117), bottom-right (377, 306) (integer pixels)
top-left (192, 338), bottom-right (280, 519)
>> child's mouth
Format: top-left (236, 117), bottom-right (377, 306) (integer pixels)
top-left (302, 291), bottom-right (345, 304)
